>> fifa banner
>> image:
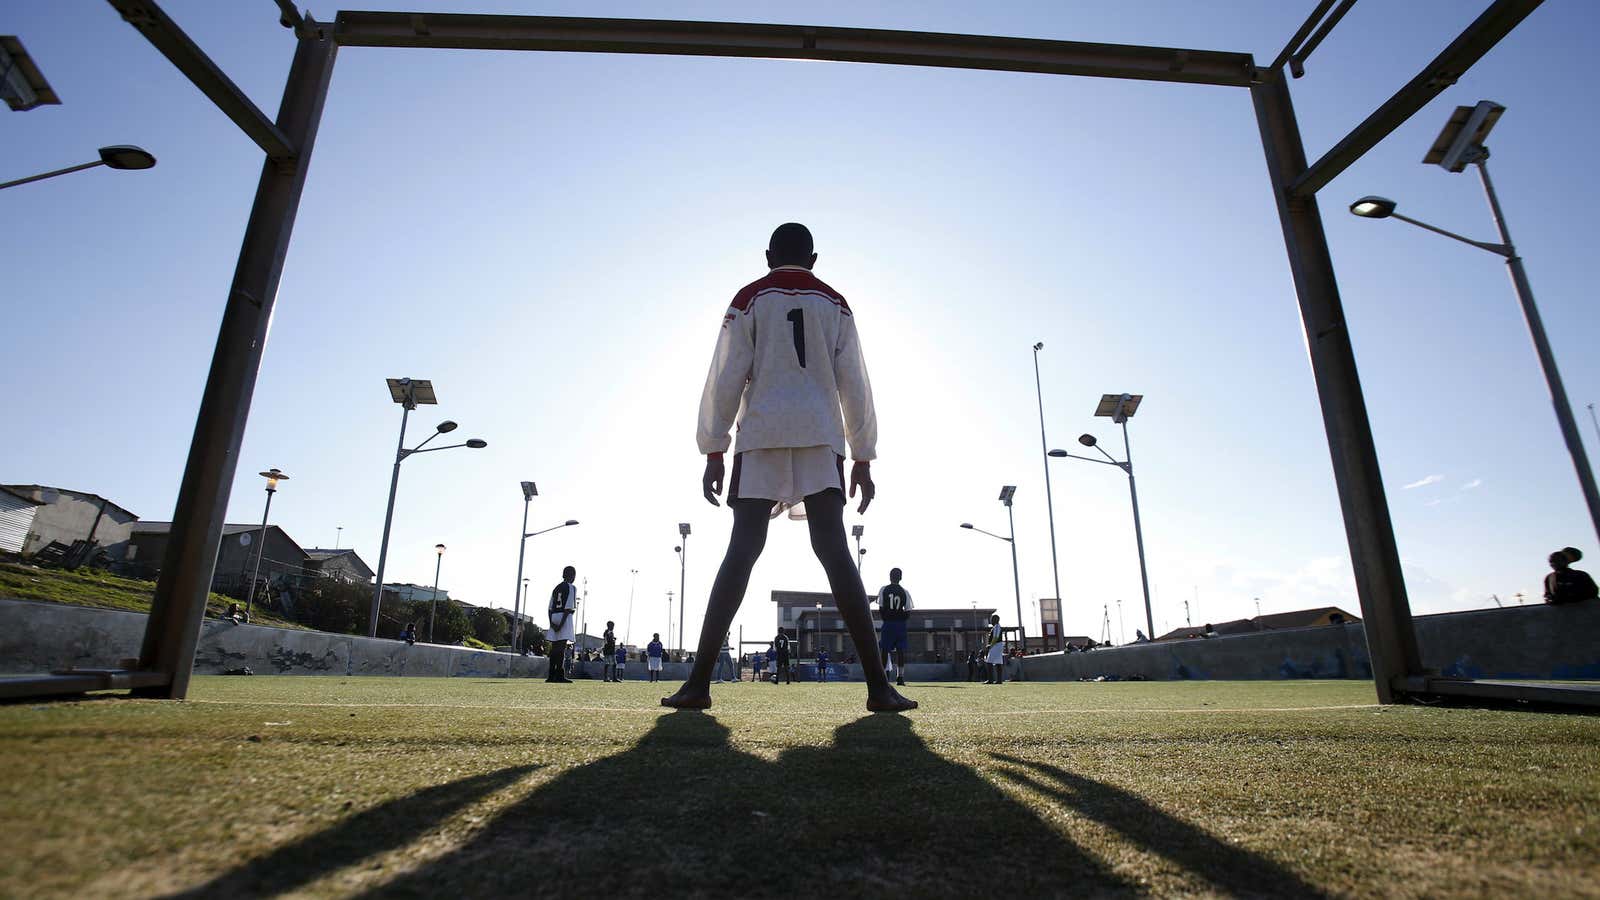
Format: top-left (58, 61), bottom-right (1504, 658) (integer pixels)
top-left (1039, 598), bottom-right (1063, 651)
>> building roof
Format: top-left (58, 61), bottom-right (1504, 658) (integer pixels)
top-left (303, 548), bottom-right (375, 579)
top-left (0, 486), bottom-right (44, 507)
top-left (131, 522), bottom-right (308, 559)
top-left (1254, 606), bottom-right (1360, 629)
top-left (0, 484), bottom-right (137, 520)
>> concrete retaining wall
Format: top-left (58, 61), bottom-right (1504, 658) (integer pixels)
top-left (4, 597), bottom-right (1596, 685)
top-left (1017, 601), bottom-right (1600, 682)
top-left (0, 598), bottom-right (549, 678)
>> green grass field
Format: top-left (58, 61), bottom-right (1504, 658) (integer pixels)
top-left (3, 677), bottom-right (1597, 898)
top-left (0, 562), bottom-right (302, 629)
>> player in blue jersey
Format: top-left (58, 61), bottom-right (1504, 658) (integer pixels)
top-left (875, 568), bottom-right (912, 687)
top-left (646, 633), bottom-right (664, 683)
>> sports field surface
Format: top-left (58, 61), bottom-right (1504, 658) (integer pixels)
top-left (4, 677), bottom-right (1598, 898)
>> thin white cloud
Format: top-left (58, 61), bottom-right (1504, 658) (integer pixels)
top-left (1462, 478), bottom-right (1483, 490)
top-left (1403, 474), bottom-right (1444, 490)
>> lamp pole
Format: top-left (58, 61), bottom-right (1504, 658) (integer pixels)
top-left (520, 578), bottom-right (529, 648)
top-left (666, 590), bottom-right (674, 659)
top-left (512, 482), bottom-right (535, 652)
top-left (960, 485), bottom-right (1025, 678)
top-left (852, 524), bottom-right (865, 574)
top-left (625, 568), bottom-right (638, 645)
top-left (677, 523), bottom-right (691, 655)
top-left (428, 543), bottom-right (445, 642)
top-left (1032, 342), bottom-right (1063, 605)
top-left (369, 378), bottom-right (487, 637)
top-left (245, 468), bottom-right (287, 621)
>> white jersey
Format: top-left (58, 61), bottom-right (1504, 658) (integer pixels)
top-left (698, 265), bottom-right (877, 461)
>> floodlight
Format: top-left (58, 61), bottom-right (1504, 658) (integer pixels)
top-left (0, 37), bottom-right (60, 111)
top-left (1078, 434), bottom-right (1098, 447)
top-left (521, 481), bottom-right (538, 500)
top-left (674, 545), bottom-right (681, 553)
top-left (1349, 196), bottom-right (1396, 219)
top-left (98, 145), bottom-right (156, 170)
top-left (960, 523), bottom-right (974, 529)
top-left (1047, 449), bottom-right (1068, 458)
top-left (385, 378), bottom-right (437, 407)
top-left (679, 522), bottom-right (691, 536)
top-left (435, 420), bottom-right (458, 433)
top-left (1093, 393), bottom-right (1142, 422)
top-left (564, 519), bottom-right (579, 526)
top-left (998, 485), bottom-right (1016, 504)
top-left (1424, 100), bottom-right (1504, 173)
top-left (465, 439), bottom-right (487, 448)
top-left (435, 543), bottom-right (446, 555)
top-left (1033, 342), bottom-right (1044, 351)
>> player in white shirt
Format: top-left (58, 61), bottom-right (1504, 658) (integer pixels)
top-left (662, 223), bottom-right (915, 713)
top-left (545, 565), bottom-right (578, 684)
top-left (984, 613), bottom-right (1006, 685)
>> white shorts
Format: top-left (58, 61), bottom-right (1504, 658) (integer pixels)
top-left (985, 644), bottom-right (1006, 665)
top-left (545, 613), bottom-right (574, 643)
top-left (729, 446), bottom-right (844, 506)
top-left (648, 657), bottom-right (662, 671)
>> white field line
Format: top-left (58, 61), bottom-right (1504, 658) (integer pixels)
top-left (179, 699), bottom-right (1383, 715)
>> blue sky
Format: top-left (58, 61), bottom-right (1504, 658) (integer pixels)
top-left (6, 1), bottom-right (1598, 650)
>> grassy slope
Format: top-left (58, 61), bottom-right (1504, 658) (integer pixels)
top-left (2, 679), bottom-right (1597, 898)
top-left (0, 561), bottom-right (303, 629)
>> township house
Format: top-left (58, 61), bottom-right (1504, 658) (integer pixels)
top-left (0, 484), bottom-right (139, 565)
top-left (1155, 606), bottom-right (1360, 641)
top-left (772, 590), bottom-right (998, 663)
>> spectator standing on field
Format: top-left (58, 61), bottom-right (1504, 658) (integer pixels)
top-left (1545, 547), bottom-right (1599, 605)
top-left (646, 633), bottom-right (665, 683)
top-left (602, 621), bottom-right (619, 682)
top-left (716, 633), bottom-right (736, 683)
top-left (817, 645), bottom-right (830, 682)
top-left (984, 614), bottom-right (1006, 685)
top-left (614, 643), bottom-right (628, 681)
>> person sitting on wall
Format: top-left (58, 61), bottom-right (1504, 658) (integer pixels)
top-left (224, 603), bottom-right (245, 625)
top-left (401, 622), bottom-right (416, 645)
top-left (1545, 547), bottom-right (1599, 605)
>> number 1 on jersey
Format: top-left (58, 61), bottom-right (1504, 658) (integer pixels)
top-left (786, 308), bottom-right (806, 368)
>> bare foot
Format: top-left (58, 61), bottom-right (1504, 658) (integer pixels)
top-left (660, 689), bottom-right (712, 709)
top-left (866, 689), bottom-right (918, 713)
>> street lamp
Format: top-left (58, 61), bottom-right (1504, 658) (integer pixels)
top-left (852, 524), bottom-right (865, 574)
top-left (816, 599), bottom-right (824, 661)
top-left (959, 484), bottom-right (1025, 674)
top-left (1350, 100), bottom-right (1600, 545)
top-left (0, 145), bottom-right (157, 191)
top-left (1031, 342), bottom-right (1064, 606)
top-left (676, 523), bottom-right (691, 654)
top-left (245, 468), bottom-right (288, 621)
top-left (1047, 391), bottom-right (1154, 643)
top-left (369, 378), bottom-right (487, 637)
top-left (428, 543), bottom-right (445, 643)
top-left (512, 499), bottom-right (579, 652)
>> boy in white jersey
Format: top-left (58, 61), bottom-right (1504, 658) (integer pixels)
top-left (875, 567), bottom-right (912, 687)
top-left (545, 565), bottom-right (578, 684)
top-left (984, 613), bottom-right (1006, 685)
top-left (662, 223), bottom-right (915, 713)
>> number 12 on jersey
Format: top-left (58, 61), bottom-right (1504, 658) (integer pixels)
top-left (786, 308), bottom-right (807, 368)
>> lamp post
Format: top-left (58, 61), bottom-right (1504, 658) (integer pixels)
top-left (625, 568), bottom-right (638, 645)
top-left (0, 145), bottom-right (156, 191)
top-left (512, 505), bottom-right (579, 652)
top-left (676, 523), bottom-right (691, 654)
top-left (369, 378), bottom-right (487, 637)
top-left (428, 543), bottom-right (445, 642)
top-left (665, 590), bottom-right (674, 659)
top-left (1031, 342), bottom-right (1064, 605)
top-left (1049, 392), bottom-right (1154, 644)
top-left (245, 468), bottom-right (288, 621)
top-left (960, 484), bottom-right (1025, 675)
top-left (852, 524), bottom-right (865, 574)
top-left (1350, 100), bottom-right (1600, 546)
top-left (816, 599), bottom-right (824, 661)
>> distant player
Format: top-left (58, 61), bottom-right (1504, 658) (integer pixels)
top-left (646, 633), bottom-right (664, 683)
top-left (983, 613), bottom-right (1005, 685)
top-left (661, 223), bottom-right (915, 713)
top-left (817, 645), bottom-right (830, 682)
top-left (773, 631), bottom-right (793, 686)
top-left (875, 568), bottom-right (912, 687)
top-left (752, 648), bottom-right (765, 683)
top-left (716, 633), bottom-right (735, 683)
top-left (545, 566), bottom-right (578, 684)
top-left (602, 621), bottom-right (618, 683)
top-left (614, 643), bottom-right (628, 681)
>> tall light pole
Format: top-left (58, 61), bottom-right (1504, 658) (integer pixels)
top-left (512, 496), bottom-right (578, 652)
top-left (676, 523), bottom-right (690, 654)
top-left (1049, 392), bottom-right (1154, 644)
top-left (625, 568), bottom-right (638, 644)
top-left (370, 378), bottom-right (487, 636)
top-left (960, 484), bottom-right (1025, 675)
top-left (665, 590), bottom-right (674, 658)
top-left (245, 468), bottom-right (287, 621)
top-left (1351, 101), bottom-right (1600, 546)
top-left (0, 144), bottom-right (157, 191)
top-left (520, 578), bottom-right (529, 647)
top-left (852, 524), bottom-right (865, 574)
top-left (1032, 342), bottom-right (1063, 605)
top-left (428, 543), bottom-right (445, 642)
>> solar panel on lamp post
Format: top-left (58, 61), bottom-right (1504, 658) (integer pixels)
top-left (1048, 392), bottom-right (1154, 643)
top-left (245, 468), bottom-right (287, 622)
top-left (368, 379), bottom-right (487, 637)
top-left (1351, 100), bottom-right (1600, 547)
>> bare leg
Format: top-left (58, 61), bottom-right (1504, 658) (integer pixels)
top-left (662, 500), bottom-right (774, 709)
top-left (802, 490), bottom-right (916, 712)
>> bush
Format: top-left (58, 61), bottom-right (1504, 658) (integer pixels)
top-left (472, 607), bottom-right (509, 646)
top-left (460, 635), bottom-right (493, 651)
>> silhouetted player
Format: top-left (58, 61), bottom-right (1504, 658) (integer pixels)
top-left (875, 568), bottom-right (912, 687)
top-left (545, 565), bottom-right (577, 684)
top-left (662, 223), bottom-right (915, 712)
